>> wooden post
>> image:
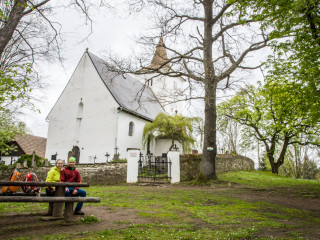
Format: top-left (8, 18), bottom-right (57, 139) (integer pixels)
top-left (64, 202), bottom-right (74, 221)
top-left (48, 202), bottom-right (53, 215)
top-left (52, 186), bottom-right (64, 218)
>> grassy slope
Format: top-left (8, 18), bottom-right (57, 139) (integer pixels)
top-left (218, 171), bottom-right (320, 188)
top-left (1, 171), bottom-right (319, 240)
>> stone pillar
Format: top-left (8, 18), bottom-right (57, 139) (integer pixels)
top-left (126, 148), bottom-right (140, 183)
top-left (168, 151), bottom-right (180, 183)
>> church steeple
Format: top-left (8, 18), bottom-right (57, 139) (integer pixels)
top-left (149, 37), bottom-right (170, 70)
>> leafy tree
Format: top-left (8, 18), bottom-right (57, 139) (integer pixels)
top-left (142, 113), bottom-right (199, 153)
top-left (218, 81), bottom-right (320, 174)
top-left (255, 0), bottom-right (320, 102)
top-left (279, 144), bottom-right (319, 179)
top-left (0, 110), bottom-right (26, 154)
top-left (0, 1), bottom-right (111, 111)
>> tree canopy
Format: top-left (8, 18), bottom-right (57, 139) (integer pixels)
top-left (142, 112), bottom-right (200, 153)
top-left (218, 80), bottom-right (320, 173)
top-left (0, 110), bottom-right (26, 154)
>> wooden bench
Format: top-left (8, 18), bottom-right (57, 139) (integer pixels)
top-left (0, 181), bottom-right (100, 221)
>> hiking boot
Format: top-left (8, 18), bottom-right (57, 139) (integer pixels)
top-left (74, 210), bottom-right (85, 215)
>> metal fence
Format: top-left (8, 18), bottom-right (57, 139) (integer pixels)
top-left (138, 154), bottom-right (171, 184)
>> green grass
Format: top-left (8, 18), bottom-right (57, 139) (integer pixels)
top-left (79, 215), bottom-right (100, 224)
top-left (3, 171), bottom-right (320, 240)
top-left (218, 171), bottom-right (320, 188)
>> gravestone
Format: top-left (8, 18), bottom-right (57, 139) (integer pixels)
top-left (113, 154), bottom-right (120, 162)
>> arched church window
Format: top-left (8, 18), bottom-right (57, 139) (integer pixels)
top-left (77, 101), bottom-right (84, 119)
top-left (129, 122), bottom-right (135, 136)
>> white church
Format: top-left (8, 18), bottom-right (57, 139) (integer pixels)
top-left (45, 39), bottom-right (188, 164)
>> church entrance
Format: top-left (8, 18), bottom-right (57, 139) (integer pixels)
top-left (67, 146), bottom-right (80, 164)
top-left (137, 153), bottom-right (171, 184)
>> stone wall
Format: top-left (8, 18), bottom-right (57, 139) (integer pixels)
top-left (180, 154), bottom-right (254, 181)
top-left (0, 162), bottom-right (127, 185)
top-left (0, 154), bottom-right (254, 184)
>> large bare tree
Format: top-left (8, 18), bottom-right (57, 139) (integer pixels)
top-left (108, 0), bottom-right (269, 180)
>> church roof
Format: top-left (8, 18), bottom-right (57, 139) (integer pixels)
top-left (88, 52), bottom-right (164, 121)
top-left (149, 37), bottom-right (170, 70)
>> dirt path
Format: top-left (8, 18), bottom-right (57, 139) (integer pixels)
top-left (0, 185), bottom-right (319, 239)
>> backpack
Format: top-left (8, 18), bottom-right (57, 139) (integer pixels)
top-left (22, 172), bottom-right (41, 193)
top-left (0, 168), bottom-right (23, 193)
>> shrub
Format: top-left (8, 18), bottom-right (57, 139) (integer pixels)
top-left (14, 154), bottom-right (45, 168)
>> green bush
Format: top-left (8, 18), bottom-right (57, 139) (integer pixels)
top-left (14, 154), bottom-right (45, 168)
top-left (110, 158), bottom-right (127, 163)
top-left (0, 163), bottom-right (9, 170)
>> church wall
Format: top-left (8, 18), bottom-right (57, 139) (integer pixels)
top-left (116, 112), bottom-right (148, 158)
top-left (136, 74), bottom-right (186, 116)
top-left (45, 53), bottom-right (119, 163)
top-left (151, 139), bottom-right (183, 157)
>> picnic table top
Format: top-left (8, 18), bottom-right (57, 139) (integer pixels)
top-left (0, 181), bottom-right (89, 187)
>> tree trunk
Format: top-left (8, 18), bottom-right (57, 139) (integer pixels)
top-left (198, 0), bottom-right (217, 181)
top-left (0, 0), bottom-right (27, 58)
top-left (269, 136), bottom-right (290, 174)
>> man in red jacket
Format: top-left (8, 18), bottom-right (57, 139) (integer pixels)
top-left (60, 157), bottom-right (86, 215)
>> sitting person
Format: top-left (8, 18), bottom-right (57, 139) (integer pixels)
top-left (60, 157), bottom-right (86, 215)
top-left (45, 159), bottom-right (64, 196)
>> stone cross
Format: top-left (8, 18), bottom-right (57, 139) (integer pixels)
top-left (31, 151), bottom-right (36, 167)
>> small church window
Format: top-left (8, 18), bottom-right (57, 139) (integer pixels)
top-left (77, 101), bottom-right (84, 119)
top-left (147, 79), bottom-right (153, 87)
top-left (129, 122), bottom-right (135, 136)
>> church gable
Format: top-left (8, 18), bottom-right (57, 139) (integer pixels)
top-left (47, 52), bottom-right (119, 120)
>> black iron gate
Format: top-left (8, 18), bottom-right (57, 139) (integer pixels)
top-left (138, 153), bottom-right (171, 184)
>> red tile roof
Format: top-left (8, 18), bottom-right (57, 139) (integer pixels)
top-left (149, 37), bottom-right (171, 69)
top-left (14, 134), bottom-right (47, 158)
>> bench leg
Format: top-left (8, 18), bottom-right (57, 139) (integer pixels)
top-left (52, 187), bottom-right (64, 218)
top-left (64, 202), bottom-right (74, 221)
top-left (47, 202), bottom-right (53, 215)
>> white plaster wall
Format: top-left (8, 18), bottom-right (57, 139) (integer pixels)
top-left (46, 52), bottom-right (119, 163)
top-left (151, 139), bottom-right (183, 157)
top-left (136, 74), bottom-right (187, 116)
top-left (0, 156), bottom-right (19, 165)
top-left (117, 111), bottom-right (149, 158)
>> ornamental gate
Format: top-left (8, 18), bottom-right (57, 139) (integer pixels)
top-left (138, 153), bottom-right (172, 184)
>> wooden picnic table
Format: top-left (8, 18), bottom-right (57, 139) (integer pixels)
top-left (0, 181), bottom-right (100, 220)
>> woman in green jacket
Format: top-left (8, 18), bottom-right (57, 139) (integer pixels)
top-left (45, 159), bottom-right (64, 196)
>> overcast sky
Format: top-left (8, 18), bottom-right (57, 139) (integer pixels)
top-left (20, 4), bottom-right (147, 138)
